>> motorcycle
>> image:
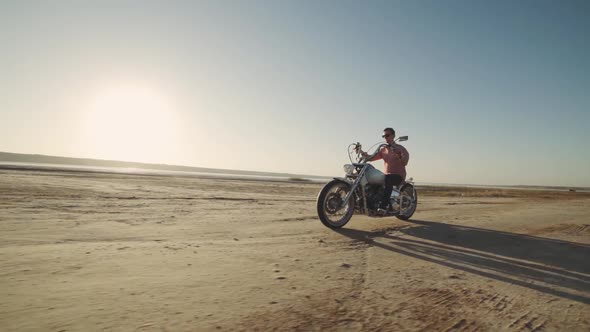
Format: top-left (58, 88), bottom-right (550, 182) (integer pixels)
top-left (316, 136), bottom-right (417, 229)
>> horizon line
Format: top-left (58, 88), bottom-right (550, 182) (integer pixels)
top-left (0, 150), bottom-right (587, 190)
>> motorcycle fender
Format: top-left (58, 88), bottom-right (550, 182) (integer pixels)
top-left (399, 183), bottom-right (415, 193)
top-left (333, 177), bottom-right (353, 185)
top-left (399, 183), bottom-right (416, 204)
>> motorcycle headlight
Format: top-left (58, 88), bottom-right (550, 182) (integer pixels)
top-left (343, 164), bottom-right (355, 176)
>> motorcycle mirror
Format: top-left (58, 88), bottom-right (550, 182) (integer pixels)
top-left (397, 136), bottom-right (408, 142)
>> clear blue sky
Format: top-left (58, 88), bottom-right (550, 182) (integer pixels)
top-left (1, 0), bottom-right (589, 186)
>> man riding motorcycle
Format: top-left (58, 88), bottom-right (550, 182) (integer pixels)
top-left (360, 127), bottom-right (410, 213)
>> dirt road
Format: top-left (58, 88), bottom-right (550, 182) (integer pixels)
top-left (1, 170), bottom-right (589, 331)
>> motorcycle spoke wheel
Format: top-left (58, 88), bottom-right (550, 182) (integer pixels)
top-left (397, 185), bottom-right (417, 220)
top-left (317, 180), bottom-right (354, 228)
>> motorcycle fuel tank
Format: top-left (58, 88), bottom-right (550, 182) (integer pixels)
top-left (364, 164), bottom-right (385, 185)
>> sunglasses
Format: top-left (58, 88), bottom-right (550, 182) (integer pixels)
top-left (382, 134), bottom-right (392, 138)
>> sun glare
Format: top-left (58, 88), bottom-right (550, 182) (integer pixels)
top-left (82, 84), bottom-right (182, 163)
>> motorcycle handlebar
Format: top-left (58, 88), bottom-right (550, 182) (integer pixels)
top-left (351, 142), bottom-right (387, 163)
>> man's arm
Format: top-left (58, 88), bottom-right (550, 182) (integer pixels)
top-left (400, 146), bottom-right (410, 166)
top-left (362, 148), bottom-right (383, 162)
top-left (369, 151), bottom-right (383, 162)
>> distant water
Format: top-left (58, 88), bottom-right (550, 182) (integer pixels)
top-left (1, 162), bottom-right (586, 192)
top-left (0, 162), bottom-right (333, 183)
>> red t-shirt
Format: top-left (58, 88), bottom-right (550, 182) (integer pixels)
top-left (369, 143), bottom-right (410, 179)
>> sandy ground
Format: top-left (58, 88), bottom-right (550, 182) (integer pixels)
top-left (1, 169), bottom-right (589, 331)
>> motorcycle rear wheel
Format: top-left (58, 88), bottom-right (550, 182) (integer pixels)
top-left (316, 180), bottom-right (355, 229)
top-left (396, 183), bottom-right (417, 221)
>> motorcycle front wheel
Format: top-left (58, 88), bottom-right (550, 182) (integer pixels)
top-left (316, 180), bottom-right (355, 229)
